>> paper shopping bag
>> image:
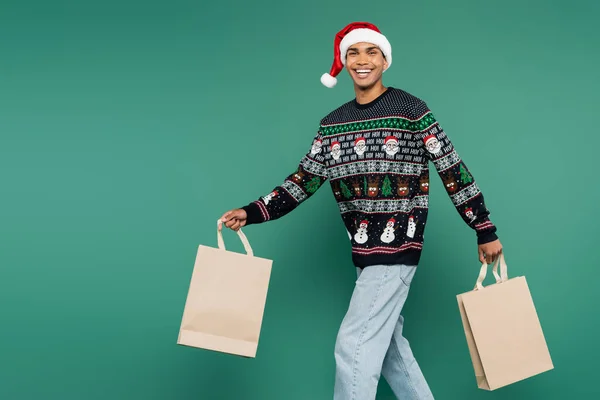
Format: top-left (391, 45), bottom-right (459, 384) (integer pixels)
top-left (456, 253), bottom-right (553, 390)
top-left (177, 220), bottom-right (273, 358)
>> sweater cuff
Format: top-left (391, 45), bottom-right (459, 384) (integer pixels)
top-left (476, 229), bottom-right (498, 245)
top-left (241, 202), bottom-right (266, 226)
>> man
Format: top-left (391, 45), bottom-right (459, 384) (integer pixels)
top-left (221, 21), bottom-right (502, 400)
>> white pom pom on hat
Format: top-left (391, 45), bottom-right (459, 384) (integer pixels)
top-left (321, 22), bottom-right (392, 88)
top-left (320, 73), bottom-right (338, 88)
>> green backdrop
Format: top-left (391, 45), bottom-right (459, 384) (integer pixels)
top-left (1, 0), bottom-right (599, 399)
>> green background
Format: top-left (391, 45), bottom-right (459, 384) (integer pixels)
top-left (1, 0), bottom-right (598, 399)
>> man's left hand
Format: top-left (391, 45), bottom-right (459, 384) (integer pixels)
top-left (478, 239), bottom-right (503, 264)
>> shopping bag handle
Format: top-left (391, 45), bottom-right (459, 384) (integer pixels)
top-left (474, 252), bottom-right (508, 290)
top-left (216, 219), bottom-right (254, 257)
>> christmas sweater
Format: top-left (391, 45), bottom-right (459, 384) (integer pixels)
top-left (241, 87), bottom-right (498, 268)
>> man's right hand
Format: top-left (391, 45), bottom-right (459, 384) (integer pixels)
top-left (220, 209), bottom-right (248, 231)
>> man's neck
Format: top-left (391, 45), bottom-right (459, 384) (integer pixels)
top-left (354, 82), bottom-right (388, 105)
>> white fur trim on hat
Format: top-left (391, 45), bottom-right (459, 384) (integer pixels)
top-left (320, 73), bottom-right (337, 88)
top-left (339, 28), bottom-right (392, 69)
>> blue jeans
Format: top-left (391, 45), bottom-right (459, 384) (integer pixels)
top-left (333, 264), bottom-right (434, 400)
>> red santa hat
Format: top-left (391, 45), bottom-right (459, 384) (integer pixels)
top-left (321, 22), bottom-right (392, 88)
top-left (388, 218), bottom-right (396, 223)
top-left (331, 141), bottom-right (341, 149)
top-left (384, 135), bottom-right (398, 144)
top-left (354, 137), bottom-right (366, 145)
top-left (423, 134), bottom-right (437, 145)
top-left (360, 220), bottom-right (369, 225)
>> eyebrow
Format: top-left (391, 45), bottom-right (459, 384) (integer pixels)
top-left (347, 46), bottom-right (380, 53)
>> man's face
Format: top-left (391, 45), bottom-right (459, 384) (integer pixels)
top-left (345, 42), bottom-right (388, 89)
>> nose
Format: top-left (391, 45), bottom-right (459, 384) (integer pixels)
top-left (356, 52), bottom-right (369, 64)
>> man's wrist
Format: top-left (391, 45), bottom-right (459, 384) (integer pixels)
top-left (477, 231), bottom-right (498, 245)
top-left (241, 202), bottom-right (265, 225)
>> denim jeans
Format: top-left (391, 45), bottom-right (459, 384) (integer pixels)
top-left (333, 264), bottom-right (434, 400)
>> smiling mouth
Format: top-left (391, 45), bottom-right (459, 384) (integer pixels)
top-left (355, 69), bottom-right (372, 78)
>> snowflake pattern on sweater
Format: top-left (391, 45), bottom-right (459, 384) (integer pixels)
top-left (242, 87), bottom-right (497, 268)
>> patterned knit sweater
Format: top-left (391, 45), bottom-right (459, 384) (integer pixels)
top-left (241, 87), bottom-right (498, 268)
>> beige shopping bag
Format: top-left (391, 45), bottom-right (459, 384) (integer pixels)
top-left (177, 220), bottom-right (273, 358)
top-left (456, 253), bottom-right (553, 390)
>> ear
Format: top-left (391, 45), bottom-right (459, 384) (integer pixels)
top-left (383, 57), bottom-right (389, 71)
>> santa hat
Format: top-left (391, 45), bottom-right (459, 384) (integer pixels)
top-left (423, 134), bottom-right (437, 144)
top-left (360, 220), bottom-right (369, 225)
top-left (331, 141), bottom-right (341, 149)
top-left (388, 218), bottom-right (396, 223)
top-left (354, 137), bottom-right (366, 145)
top-left (321, 22), bottom-right (392, 88)
top-left (465, 207), bottom-right (473, 214)
top-left (384, 135), bottom-right (398, 144)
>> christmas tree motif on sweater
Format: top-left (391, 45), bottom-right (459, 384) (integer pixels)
top-left (330, 141), bottom-right (342, 160)
top-left (442, 172), bottom-right (458, 193)
top-left (305, 176), bottom-right (321, 194)
top-left (423, 134), bottom-right (442, 156)
top-left (465, 207), bottom-right (476, 222)
top-left (396, 176), bottom-right (410, 197)
top-left (352, 179), bottom-right (363, 196)
top-left (354, 219), bottom-right (370, 244)
top-left (262, 190), bottom-right (278, 205)
top-left (354, 137), bottom-right (367, 156)
top-left (380, 217), bottom-right (399, 244)
top-left (310, 138), bottom-right (323, 155)
top-left (419, 174), bottom-right (429, 193)
top-left (340, 180), bottom-right (352, 199)
top-left (363, 176), bottom-right (368, 195)
top-left (406, 215), bottom-right (418, 239)
top-left (459, 163), bottom-right (473, 184)
top-left (382, 136), bottom-right (400, 156)
top-left (381, 175), bottom-right (393, 196)
top-left (367, 176), bottom-right (380, 197)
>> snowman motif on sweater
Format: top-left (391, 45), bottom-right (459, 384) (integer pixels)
top-left (406, 215), bottom-right (417, 239)
top-left (262, 190), bottom-right (278, 205)
top-left (354, 220), bottom-right (369, 244)
top-left (465, 207), bottom-right (476, 222)
top-left (380, 217), bottom-right (398, 244)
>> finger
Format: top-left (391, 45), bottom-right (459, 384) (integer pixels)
top-left (221, 211), bottom-right (232, 222)
top-left (231, 221), bottom-right (241, 231)
top-left (486, 254), bottom-right (493, 264)
top-left (479, 249), bottom-right (485, 264)
top-left (225, 218), bottom-right (237, 229)
top-left (494, 248), bottom-right (502, 259)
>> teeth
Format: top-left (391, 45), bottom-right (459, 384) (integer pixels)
top-left (356, 70), bottom-right (371, 73)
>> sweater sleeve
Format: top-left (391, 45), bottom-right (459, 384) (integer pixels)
top-left (414, 102), bottom-right (498, 244)
top-left (240, 132), bottom-right (329, 225)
